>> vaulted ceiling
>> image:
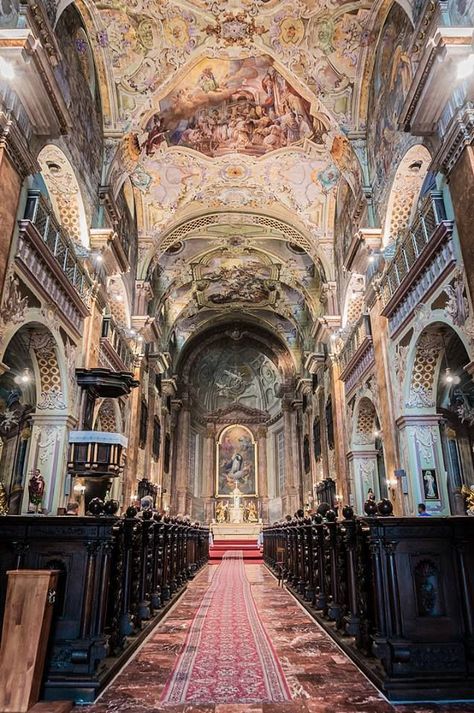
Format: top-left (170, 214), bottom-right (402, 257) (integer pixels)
top-left (77, 0), bottom-right (417, 361)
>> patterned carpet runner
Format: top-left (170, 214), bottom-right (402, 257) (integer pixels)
top-left (161, 552), bottom-right (291, 704)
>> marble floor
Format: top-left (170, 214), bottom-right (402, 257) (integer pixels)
top-left (82, 565), bottom-right (474, 713)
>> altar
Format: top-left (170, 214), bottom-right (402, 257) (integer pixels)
top-left (211, 522), bottom-right (262, 541)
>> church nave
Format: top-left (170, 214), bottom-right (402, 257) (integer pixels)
top-left (83, 560), bottom-right (474, 713)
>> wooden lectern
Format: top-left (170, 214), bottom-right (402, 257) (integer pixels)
top-left (0, 569), bottom-right (71, 713)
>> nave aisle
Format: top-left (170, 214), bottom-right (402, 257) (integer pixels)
top-left (84, 562), bottom-right (474, 713)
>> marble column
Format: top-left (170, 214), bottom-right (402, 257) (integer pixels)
top-left (256, 425), bottom-right (269, 522)
top-left (329, 356), bottom-right (350, 504)
top-left (122, 362), bottom-right (142, 507)
top-left (396, 414), bottom-right (450, 516)
top-left (22, 413), bottom-right (77, 515)
top-left (172, 400), bottom-right (190, 515)
top-left (202, 422), bottom-right (216, 522)
top-left (369, 293), bottom-right (404, 515)
top-left (282, 397), bottom-right (298, 515)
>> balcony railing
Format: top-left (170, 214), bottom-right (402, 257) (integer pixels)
top-left (23, 190), bottom-right (92, 303)
top-left (380, 191), bottom-right (450, 304)
top-left (101, 316), bottom-right (135, 372)
top-left (339, 314), bottom-right (373, 375)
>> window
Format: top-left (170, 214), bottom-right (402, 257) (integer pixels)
top-left (326, 397), bottom-right (334, 450)
top-left (313, 417), bottom-right (322, 461)
top-left (139, 399), bottom-right (148, 449)
top-left (152, 417), bottom-right (161, 461)
top-left (277, 431), bottom-right (285, 495)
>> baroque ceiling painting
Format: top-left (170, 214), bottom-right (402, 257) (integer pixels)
top-left (142, 56), bottom-right (317, 157)
top-left (78, 0), bottom-right (425, 370)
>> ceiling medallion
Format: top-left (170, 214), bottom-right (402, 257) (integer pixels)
top-left (205, 12), bottom-right (266, 47)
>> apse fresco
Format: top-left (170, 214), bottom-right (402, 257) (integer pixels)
top-left (192, 253), bottom-right (279, 307)
top-left (143, 56), bottom-right (315, 157)
top-left (190, 342), bottom-right (280, 413)
top-left (217, 425), bottom-right (256, 496)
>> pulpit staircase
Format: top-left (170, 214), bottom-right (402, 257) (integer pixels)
top-left (209, 539), bottom-right (263, 563)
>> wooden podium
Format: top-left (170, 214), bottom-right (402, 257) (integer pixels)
top-left (0, 569), bottom-right (71, 713)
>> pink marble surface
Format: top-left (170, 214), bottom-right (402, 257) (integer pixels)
top-left (82, 565), bottom-right (474, 713)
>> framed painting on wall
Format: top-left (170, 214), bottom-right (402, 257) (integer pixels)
top-left (216, 424), bottom-right (257, 497)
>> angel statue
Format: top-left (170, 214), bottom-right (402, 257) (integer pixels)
top-left (215, 500), bottom-right (228, 523)
top-left (461, 484), bottom-right (474, 516)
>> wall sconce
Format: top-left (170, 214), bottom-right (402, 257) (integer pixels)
top-left (386, 478), bottom-right (397, 498)
top-left (73, 482), bottom-right (86, 497)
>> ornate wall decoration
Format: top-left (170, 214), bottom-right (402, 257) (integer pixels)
top-left (192, 250), bottom-right (280, 308)
top-left (30, 332), bottom-right (66, 411)
top-left (0, 272), bottom-right (29, 336)
top-left (406, 332), bottom-right (443, 409)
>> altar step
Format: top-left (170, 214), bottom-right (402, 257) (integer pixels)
top-left (209, 539), bottom-right (263, 563)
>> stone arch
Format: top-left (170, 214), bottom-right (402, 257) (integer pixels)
top-left (352, 396), bottom-right (379, 446)
top-left (140, 209), bottom-right (332, 282)
top-left (404, 319), bottom-right (473, 412)
top-left (383, 144), bottom-right (432, 247)
top-left (36, 144), bottom-right (89, 247)
top-left (342, 273), bottom-right (366, 329)
top-left (0, 318), bottom-right (69, 412)
top-left (93, 398), bottom-right (122, 433)
top-left (0, 319), bottom-right (72, 514)
top-left (106, 274), bottom-right (132, 329)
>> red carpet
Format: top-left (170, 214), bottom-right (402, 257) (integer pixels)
top-left (161, 552), bottom-right (291, 704)
top-left (209, 538), bottom-right (263, 563)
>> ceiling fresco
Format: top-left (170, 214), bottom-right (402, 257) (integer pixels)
top-left (70, 0), bottom-right (425, 360)
top-left (142, 56), bottom-right (319, 158)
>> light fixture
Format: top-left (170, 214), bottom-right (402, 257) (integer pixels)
top-left (368, 254), bottom-right (375, 263)
top-left (386, 477), bottom-right (397, 499)
top-left (73, 482), bottom-right (86, 496)
top-left (95, 253), bottom-right (103, 263)
top-left (373, 428), bottom-right (381, 438)
top-left (0, 57), bottom-right (15, 80)
top-left (14, 368), bottom-right (32, 385)
top-left (457, 53), bottom-right (474, 81)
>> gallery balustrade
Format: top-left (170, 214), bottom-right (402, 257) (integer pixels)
top-left (101, 315), bottom-right (136, 372)
top-left (22, 190), bottom-right (93, 304)
top-left (0, 513), bottom-right (209, 703)
top-left (263, 511), bottom-right (474, 702)
top-left (379, 191), bottom-right (455, 336)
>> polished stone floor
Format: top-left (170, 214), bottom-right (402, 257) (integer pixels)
top-left (83, 565), bottom-right (474, 713)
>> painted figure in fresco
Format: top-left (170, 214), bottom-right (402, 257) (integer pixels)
top-left (143, 57), bottom-right (316, 158)
top-left (143, 114), bottom-right (166, 156)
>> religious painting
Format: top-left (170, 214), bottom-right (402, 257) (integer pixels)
top-left (192, 251), bottom-right (279, 308)
top-left (422, 469), bottom-right (439, 501)
top-left (190, 342), bottom-right (280, 414)
top-left (142, 55), bottom-right (316, 157)
top-left (367, 4), bottom-right (413, 193)
top-left (217, 425), bottom-right (257, 497)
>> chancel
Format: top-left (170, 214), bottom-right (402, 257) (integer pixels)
top-left (0, 0), bottom-right (474, 711)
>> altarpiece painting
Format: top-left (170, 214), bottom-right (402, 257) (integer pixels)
top-left (217, 425), bottom-right (257, 497)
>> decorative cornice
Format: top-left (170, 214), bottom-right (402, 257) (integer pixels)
top-left (0, 108), bottom-right (39, 178)
top-left (435, 103), bottom-right (474, 176)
